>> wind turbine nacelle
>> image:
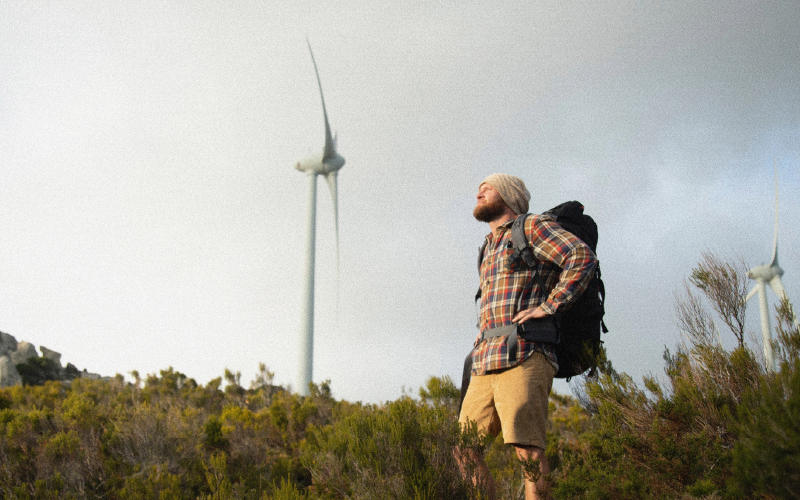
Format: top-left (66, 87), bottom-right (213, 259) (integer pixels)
top-left (295, 152), bottom-right (345, 175)
top-left (295, 152), bottom-right (325, 174)
top-left (747, 263), bottom-right (783, 281)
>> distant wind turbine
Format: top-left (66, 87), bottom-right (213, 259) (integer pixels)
top-left (294, 40), bottom-right (345, 395)
top-left (745, 162), bottom-right (799, 373)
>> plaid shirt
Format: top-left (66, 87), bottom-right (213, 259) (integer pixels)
top-left (471, 214), bottom-right (598, 376)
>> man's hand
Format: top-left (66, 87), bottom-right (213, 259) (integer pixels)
top-left (512, 306), bottom-right (548, 324)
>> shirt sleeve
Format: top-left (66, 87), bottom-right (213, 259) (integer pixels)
top-left (526, 215), bottom-right (598, 315)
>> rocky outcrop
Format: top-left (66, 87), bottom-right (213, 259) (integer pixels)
top-left (11, 341), bottom-right (37, 365)
top-left (40, 346), bottom-right (62, 368)
top-left (0, 332), bottom-right (17, 356)
top-left (0, 356), bottom-right (22, 387)
top-left (81, 371), bottom-right (103, 381)
top-left (0, 331), bottom-right (103, 387)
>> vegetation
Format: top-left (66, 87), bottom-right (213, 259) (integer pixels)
top-left (0, 254), bottom-right (797, 499)
top-left (549, 253), bottom-right (800, 499)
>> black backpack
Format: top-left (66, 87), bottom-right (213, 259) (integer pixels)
top-left (512, 201), bottom-right (607, 380)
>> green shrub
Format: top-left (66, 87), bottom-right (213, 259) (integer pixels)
top-left (268, 478), bottom-right (308, 500)
top-left (418, 375), bottom-right (460, 413)
top-left (302, 396), bottom-right (485, 499)
top-left (204, 416), bottom-right (229, 451)
top-left (731, 300), bottom-right (800, 498)
top-left (550, 255), bottom-right (763, 499)
top-left (116, 465), bottom-right (183, 500)
top-left (16, 357), bottom-right (62, 386)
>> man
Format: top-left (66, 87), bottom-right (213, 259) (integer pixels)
top-left (458, 173), bottom-right (598, 500)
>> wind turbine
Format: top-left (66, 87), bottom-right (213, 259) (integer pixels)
top-left (745, 162), bottom-right (798, 373)
top-left (294, 40), bottom-right (345, 395)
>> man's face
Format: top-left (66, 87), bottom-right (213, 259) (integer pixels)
top-left (473, 183), bottom-right (508, 222)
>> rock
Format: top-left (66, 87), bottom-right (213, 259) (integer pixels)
top-left (39, 346), bottom-right (62, 368)
top-left (81, 371), bottom-right (102, 381)
top-left (11, 342), bottom-right (38, 365)
top-left (64, 363), bottom-right (80, 380)
top-left (0, 356), bottom-right (22, 387)
top-left (0, 332), bottom-right (17, 357)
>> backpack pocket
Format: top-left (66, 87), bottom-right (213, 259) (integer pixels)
top-left (517, 317), bottom-right (559, 344)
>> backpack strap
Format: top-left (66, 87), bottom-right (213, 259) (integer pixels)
top-left (597, 267), bottom-right (609, 334)
top-left (509, 214), bottom-right (547, 289)
top-left (475, 240), bottom-right (488, 302)
top-left (459, 349), bottom-right (473, 415)
top-left (509, 214), bottom-right (536, 268)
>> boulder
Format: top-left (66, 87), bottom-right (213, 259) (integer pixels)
top-left (0, 356), bottom-right (22, 387)
top-left (40, 346), bottom-right (62, 368)
top-left (11, 342), bottom-right (37, 365)
top-left (81, 371), bottom-right (102, 381)
top-left (0, 332), bottom-right (17, 357)
top-left (64, 363), bottom-right (80, 380)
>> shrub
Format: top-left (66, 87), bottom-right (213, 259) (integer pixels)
top-left (730, 298), bottom-right (800, 498)
top-left (418, 375), bottom-right (460, 413)
top-left (16, 357), bottom-right (62, 386)
top-left (550, 254), bottom-right (767, 499)
top-left (302, 396), bottom-right (485, 499)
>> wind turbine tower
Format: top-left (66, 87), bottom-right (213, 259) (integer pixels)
top-left (293, 40), bottom-right (345, 395)
top-left (745, 163), bottom-right (799, 373)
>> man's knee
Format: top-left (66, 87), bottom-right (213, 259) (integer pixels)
top-left (513, 444), bottom-right (545, 460)
top-left (513, 444), bottom-right (549, 484)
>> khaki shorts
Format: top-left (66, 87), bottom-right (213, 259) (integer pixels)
top-left (458, 351), bottom-right (556, 449)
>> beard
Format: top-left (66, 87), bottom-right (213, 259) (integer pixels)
top-left (473, 197), bottom-right (508, 222)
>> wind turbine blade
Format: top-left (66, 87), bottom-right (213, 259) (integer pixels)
top-left (306, 38), bottom-right (337, 161)
top-left (324, 172), bottom-right (340, 320)
top-left (767, 275), bottom-right (800, 332)
top-left (324, 172), bottom-right (340, 275)
top-left (768, 276), bottom-right (787, 302)
top-left (746, 286), bottom-right (759, 302)
top-left (770, 159), bottom-right (779, 266)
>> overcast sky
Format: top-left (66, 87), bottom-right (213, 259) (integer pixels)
top-left (2, 0), bottom-right (799, 402)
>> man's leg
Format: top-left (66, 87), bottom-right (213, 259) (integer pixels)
top-left (457, 372), bottom-right (501, 499)
top-left (454, 446), bottom-right (496, 500)
top-left (514, 444), bottom-right (550, 500)
top-left (494, 353), bottom-right (555, 500)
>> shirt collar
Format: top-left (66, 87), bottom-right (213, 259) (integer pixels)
top-left (484, 217), bottom-right (516, 242)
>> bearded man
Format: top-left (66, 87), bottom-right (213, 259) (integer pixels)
top-left (457, 173), bottom-right (598, 500)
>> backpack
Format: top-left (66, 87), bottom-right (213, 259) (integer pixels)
top-left (513, 201), bottom-right (608, 380)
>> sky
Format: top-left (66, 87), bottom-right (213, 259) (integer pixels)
top-left (1, 0), bottom-right (799, 403)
